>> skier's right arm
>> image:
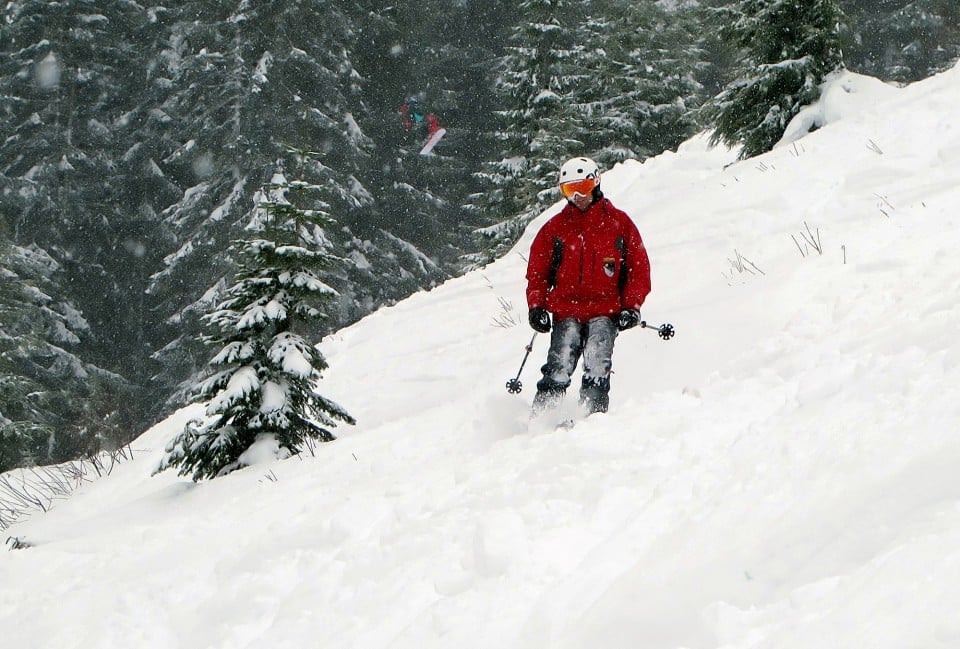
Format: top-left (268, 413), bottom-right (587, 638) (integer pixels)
top-left (525, 226), bottom-right (554, 310)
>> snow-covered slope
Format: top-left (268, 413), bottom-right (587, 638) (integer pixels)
top-left (4, 65), bottom-right (960, 649)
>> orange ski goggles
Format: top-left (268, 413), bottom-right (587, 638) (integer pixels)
top-left (559, 176), bottom-right (599, 199)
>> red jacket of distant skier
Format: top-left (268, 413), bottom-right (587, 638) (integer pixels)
top-left (400, 103), bottom-right (441, 135)
top-left (526, 197), bottom-right (651, 322)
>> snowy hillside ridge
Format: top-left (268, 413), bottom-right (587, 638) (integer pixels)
top-left (4, 61), bottom-right (960, 649)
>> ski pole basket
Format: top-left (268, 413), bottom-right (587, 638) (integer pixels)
top-left (640, 321), bottom-right (675, 340)
top-left (506, 334), bottom-right (537, 393)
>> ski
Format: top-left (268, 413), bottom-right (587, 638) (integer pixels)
top-left (419, 128), bottom-right (446, 155)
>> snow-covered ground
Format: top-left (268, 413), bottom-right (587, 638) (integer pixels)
top-left (4, 64), bottom-right (960, 648)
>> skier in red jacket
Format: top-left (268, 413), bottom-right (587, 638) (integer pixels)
top-left (400, 96), bottom-right (441, 136)
top-left (526, 156), bottom-right (651, 415)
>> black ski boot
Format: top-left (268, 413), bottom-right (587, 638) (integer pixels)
top-left (579, 376), bottom-right (610, 415)
top-left (531, 386), bottom-right (565, 417)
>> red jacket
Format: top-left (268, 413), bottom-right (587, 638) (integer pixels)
top-left (400, 103), bottom-right (440, 134)
top-left (526, 197), bottom-right (651, 322)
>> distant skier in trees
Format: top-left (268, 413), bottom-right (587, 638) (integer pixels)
top-left (400, 95), bottom-right (441, 136)
top-left (400, 95), bottom-right (446, 155)
top-left (525, 157), bottom-right (651, 416)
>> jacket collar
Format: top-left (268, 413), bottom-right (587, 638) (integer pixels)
top-left (563, 195), bottom-right (607, 219)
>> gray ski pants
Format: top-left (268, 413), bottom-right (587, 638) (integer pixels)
top-left (534, 316), bottom-right (618, 413)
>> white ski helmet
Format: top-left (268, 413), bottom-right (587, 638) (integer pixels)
top-left (558, 157), bottom-right (600, 198)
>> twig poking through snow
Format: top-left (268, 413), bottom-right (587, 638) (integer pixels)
top-left (792, 221), bottom-right (823, 257)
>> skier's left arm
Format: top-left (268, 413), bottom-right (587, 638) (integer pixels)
top-left (621, 220), bottom-right (651, 310)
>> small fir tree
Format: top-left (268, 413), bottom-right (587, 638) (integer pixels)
top-left (705, 0), bottom-right (845, 159)
top-left (158, 174), bottom-right (354, 481)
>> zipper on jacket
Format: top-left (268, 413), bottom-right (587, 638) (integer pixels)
top-left (578, 232), bottom-right (585, 285)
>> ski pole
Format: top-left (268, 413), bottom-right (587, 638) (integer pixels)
top-left (640, 320), bottom-right (676, 340)
top-left (506, 333), bottom-right (538, 393)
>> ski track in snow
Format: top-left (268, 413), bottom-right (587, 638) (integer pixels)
top-left (4, 66), bottom-right (960, 648)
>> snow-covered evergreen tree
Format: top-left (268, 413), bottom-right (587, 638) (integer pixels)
top-left (158, 174), bottom-right (354, 481)
top-left (692, 0), bottom-right (743, 100)
top-left (0, 0), bottom-right (172, 449)
top-left (146, 0), bottom-right (452, 413)
top-left (145, 0), bottom-right (363, 403)
top-left (466, 0), bottom-right (712, 264)
top-left (466, 0), bottom-right (593, 263)
top-left (705, 0), bottom-right (845, 159)
top-left (0, 224), bottom-right (130, 470)
top-left (0, 233), bottom-right (53, 471)
top-left (348, 0), bottom-right (512, 274)
top-left (583, 0), bottom-right (705, 166)
top-left (842, 0), bottom-right (960, 83)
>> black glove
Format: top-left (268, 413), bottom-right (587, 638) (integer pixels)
top-left (529, 307), bottom-right (551, 333)
top-left (617, 308), bottom-right (641, 331)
